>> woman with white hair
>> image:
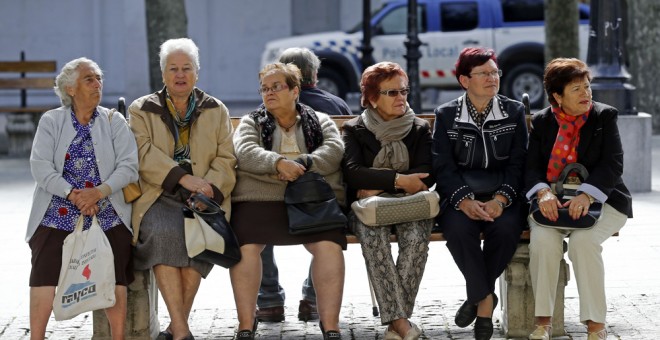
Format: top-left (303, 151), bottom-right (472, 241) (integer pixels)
top-left (129, 38), bottom-right (236, 340)
top-left (27, 57), bottom-right (138, 340)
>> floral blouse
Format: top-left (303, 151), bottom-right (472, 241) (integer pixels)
top-left (40, 110), bottom-right (122, 232)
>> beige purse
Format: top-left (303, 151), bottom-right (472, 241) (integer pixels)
top-left (351, 190), bottom-right (441, 227)
top-left (107, 109), bottom-right (142, 203)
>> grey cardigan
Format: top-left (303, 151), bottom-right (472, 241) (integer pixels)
top-left (26, 106), bottom-right (139, 241)
top-left (232, 111), bottom-right (345, 206)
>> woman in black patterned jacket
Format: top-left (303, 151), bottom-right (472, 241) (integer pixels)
top-left (431, 47), bottom-right (528, 340)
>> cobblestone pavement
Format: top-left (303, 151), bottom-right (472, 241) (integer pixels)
top-left (1, 136), bottom-right (659, 339)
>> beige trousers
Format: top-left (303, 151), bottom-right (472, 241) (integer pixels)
top-left (528, 203), bottom-right (627, 323)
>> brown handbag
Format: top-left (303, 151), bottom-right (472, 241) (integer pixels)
top-left (108, 109), bottom-right (142, 203)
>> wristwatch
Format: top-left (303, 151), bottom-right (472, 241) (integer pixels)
top-left (494, 198), bottom-right (506, 209)
top-left (583, 192), bottom-right (595, 204)
top-left (64, 187), bottom-right (73, 199)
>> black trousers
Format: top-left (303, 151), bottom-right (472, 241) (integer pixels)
top-left (438, 201), bottom-right (524, 304)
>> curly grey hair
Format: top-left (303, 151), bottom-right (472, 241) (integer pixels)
top-left (54, 57), bottom-right (103, 107)
top-left (159, 38), bottom-right (200, 73)
top-left (278, 47), bottom-right (320, 86)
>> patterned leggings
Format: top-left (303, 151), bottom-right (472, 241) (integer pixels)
top-left (351, 213), bottom-right (434, 324)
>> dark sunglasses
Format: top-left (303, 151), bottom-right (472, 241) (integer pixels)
top-left (378, 88), bottom-right (410, 97)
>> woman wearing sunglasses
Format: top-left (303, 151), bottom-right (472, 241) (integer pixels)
top-left (431, 47), bottom-right (528, 340)
top-left (342, 61), bottom-right (434, 340)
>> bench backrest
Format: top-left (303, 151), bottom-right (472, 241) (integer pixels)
top-left (0, 61), bottom-right (57, 90)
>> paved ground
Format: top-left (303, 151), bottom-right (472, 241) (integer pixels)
top-left (1, 136), bottom-right (658, 339)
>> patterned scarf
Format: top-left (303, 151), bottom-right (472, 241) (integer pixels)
top-left (165, 91), bottom-right (196, 163)
top-left (248, 103), bottom-right (323, 152)
top-left (546, 104), bottom-right (591, 182)
top-left (361, 106), bottom-right (414, 172)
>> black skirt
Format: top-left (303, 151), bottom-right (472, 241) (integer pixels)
top-left (231, 201), bottom-right (347, 250)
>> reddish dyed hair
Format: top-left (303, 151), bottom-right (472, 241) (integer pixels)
top-left (454, 47), bottom-right (498, 89)
top-left (544, 58), bottom-right (592, 107)
top-left (360, 61), bottom-right (408, 108)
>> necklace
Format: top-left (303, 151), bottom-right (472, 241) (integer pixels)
top-left (278, 120), bottom-right (296, 132)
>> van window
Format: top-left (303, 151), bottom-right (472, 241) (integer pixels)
top-left (441, 2), bottom-right (478, 32)
top-left (375, 5), bottom-right (426, 35)
top-left (500, 0), bottom-right (544, 22)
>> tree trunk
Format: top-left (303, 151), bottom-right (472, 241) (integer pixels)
top-left (545, 0), bottom-right (580, 61)
top-left (626, 0), bottom-right (660, 132)
top-left (145, 0), bottom-right (188, 92)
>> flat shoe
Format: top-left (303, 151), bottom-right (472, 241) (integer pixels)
top-left (587, 328), bottom-right (607, 340)
top-left (383, 327), bottom-right (403, 340)
top-left (157, 331), bottom-right (173, 340)
top-left (455, 300), bottom-right (478, 327)
top-left (529, 325), bottom-right (551, 340)
top-left (474, 316), bottom-right (493, 340)
top-left (402, 321), bottom-right (422, 340)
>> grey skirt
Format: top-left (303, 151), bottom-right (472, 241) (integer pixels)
top-left (133, 191), bottom-right (213, 278)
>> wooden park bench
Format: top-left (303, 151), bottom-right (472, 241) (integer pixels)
top-left (95, 97), bottom-right (611, 339)
top-left (0, 52), bottom-right (57, 155)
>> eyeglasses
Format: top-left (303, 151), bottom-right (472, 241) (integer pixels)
top-left (378, 88), bottom-right (410, 97)
top-left (258, 83), bottom-right (289, 95)
top-left (469, 69), bottom-right (503, 79)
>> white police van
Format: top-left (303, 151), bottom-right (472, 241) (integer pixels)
top-left (261, 0), bottom-right (590, 107)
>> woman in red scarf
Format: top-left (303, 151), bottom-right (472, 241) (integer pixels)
top-left (524, 58), bottom-right (632, 340)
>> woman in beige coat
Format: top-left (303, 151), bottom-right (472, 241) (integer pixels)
top-left (129, 38), bottom-right (236, 340)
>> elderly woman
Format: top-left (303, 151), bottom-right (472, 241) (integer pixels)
top-left (526, 58), bottom-right (632, 340)
top-left (26, 57), bottom-right (138, 340)
top-left (432, 47), bottom-right (528, 340)
top-left (230, 62), bottom-right (345, 340)
top-left (129, 38), bottom-right (236, 340)
top-left (342, 61), bottom-right (433, 340)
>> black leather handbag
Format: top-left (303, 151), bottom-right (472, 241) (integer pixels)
top-left (530, 163), bottom-right (602, 230)
top-left (284, 156), bottom-right (347, 235)
top-left (182, 195), bottom-right (242, 268)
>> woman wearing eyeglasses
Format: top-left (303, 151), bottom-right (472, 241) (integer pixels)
top-left (431, 47), bottom-right (528, 340)
top-left (229, 62), bottom-right (345, 340)
top-left (342, 61), bottom-right (434, 340)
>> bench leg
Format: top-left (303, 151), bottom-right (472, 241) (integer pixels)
top-left (499, 242), bottom-right (569, 338)
top-left (92, 269), bottom-right (159, 339)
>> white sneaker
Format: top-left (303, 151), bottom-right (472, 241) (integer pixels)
top-left (529, 325), bottom-right (551, 340)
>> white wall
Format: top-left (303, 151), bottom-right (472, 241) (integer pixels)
top-left (0, 0), bottom-right (379, 110)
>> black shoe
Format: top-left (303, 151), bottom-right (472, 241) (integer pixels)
top-left (235, 330), bottom-right (254, 340)
top-left (298, 299), bottom-right (319, 321)
top-left (455, 300), bottom-right (478, 327)
top-left (256, 305), bottom-right (285, 322)
top-left (157, 331), bottom-right (173, 340)
top-left (320, 321), bottom-right (342, 340)
top-left (474, 316), bottom-right (494, 340)
top-left (235, 319), bottom-right (258, 340)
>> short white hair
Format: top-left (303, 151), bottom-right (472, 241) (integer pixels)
top-left (54, 57), bottom-right (103, 107)
top-left (159, 38), bottom-right (200, 73)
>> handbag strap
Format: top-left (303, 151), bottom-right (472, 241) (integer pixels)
top-left (555, 163), bottom-right (589, 196)
top-left (294, 155), bottom-right (313, 172)
top-left (188, 194), bottom-right (223, 215)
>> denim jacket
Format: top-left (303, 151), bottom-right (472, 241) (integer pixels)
top-left (432, 94), bottom-right (528, 209)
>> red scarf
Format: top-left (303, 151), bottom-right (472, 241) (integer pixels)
top-left (546, 105), bottom-right (591, 182)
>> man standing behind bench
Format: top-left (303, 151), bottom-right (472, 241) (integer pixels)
top-left (256, 47), bottom-right (351, 323)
